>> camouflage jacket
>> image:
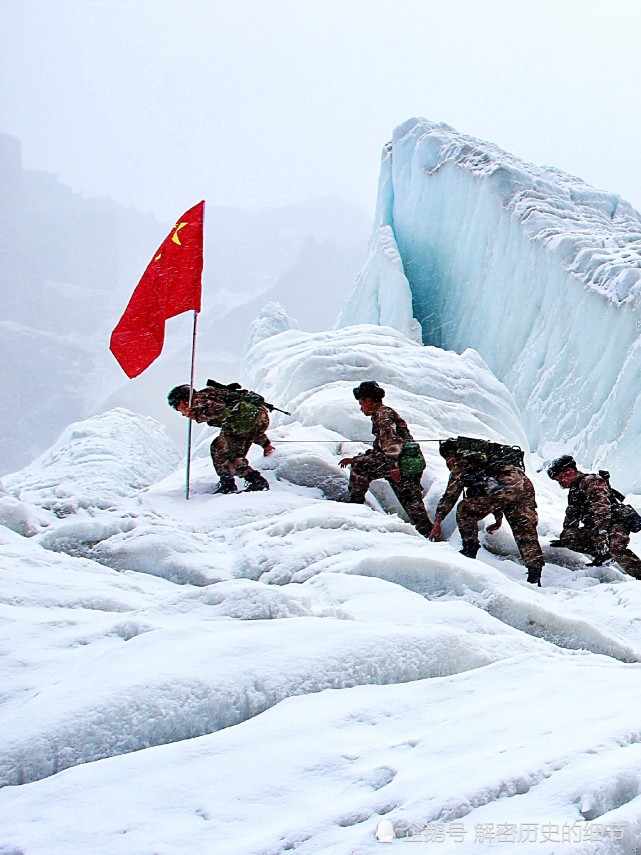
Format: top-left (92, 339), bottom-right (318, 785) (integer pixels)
top-left (369, 404), bottom-right (413, 465)
top-left (188, 387), bottom-right (271, 448)
top-left (563, 472), bottom-right (611, 534)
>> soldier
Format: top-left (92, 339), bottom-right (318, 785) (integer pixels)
top-left (429, 438), bottom-right (545, 586)
top-left (168, 383), bottom-right (274, 494)
top-left (547, 455), bottom-right (641, 579)
top-left (338, 381), bottom-right (432, 537)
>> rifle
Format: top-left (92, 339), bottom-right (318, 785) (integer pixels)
top-left (206, 379), bottom-right (291, 416)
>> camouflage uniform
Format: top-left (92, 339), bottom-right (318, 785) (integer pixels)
top-left (349, 404), bottom-right (432, 537)
top-left (559, 472), bottom-right (641, 579)
top-left (189, 387), bottom-right (271, 480)
top-left (435, 459), bottom-right (544, 570)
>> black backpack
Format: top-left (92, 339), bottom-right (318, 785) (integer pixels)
top-left (598, 470), bottom-right (641, 533)
top-left (442, 436), bottom-right (525, 474)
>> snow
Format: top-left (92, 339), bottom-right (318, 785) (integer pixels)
top-left (2, 655), bottom-right (641, 854)
top-left (3, 321), bottom-right (641, 853)
top-left (339, 118), bottom-right (641, 492)
top-left (3, 408), bottom-right (181, 512)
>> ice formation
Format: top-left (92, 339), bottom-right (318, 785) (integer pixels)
top-left (339, 118), bottom-right (641, 491)
top-left (3, 408), bottom-right (181, 512)
top-left (3, 322), bottom-right (641, 853)
top-left (5, 115), bottom-right (641, 849)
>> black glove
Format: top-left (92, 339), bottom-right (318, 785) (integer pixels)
top-left (549, 538), bottom-right (563, 548)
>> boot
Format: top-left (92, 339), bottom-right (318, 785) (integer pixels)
top-left (526, 567), bottom-right (542, 586)
top-left (459, 539), bottom-right (480, 559)
top-left (243, 471), bottom-right (270, 492)
top-left (213, 474), bottom-right (238, 495)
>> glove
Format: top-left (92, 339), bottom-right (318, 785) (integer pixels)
top-left (389, 468), bottom-right (401, 483)
top-left (263, 444), bottom-right (275, 456)
top-left (592, 529), bottom-right (610, 556)
top-left (549, 538), bottom-right (564, 548)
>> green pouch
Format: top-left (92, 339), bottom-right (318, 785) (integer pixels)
top-left (399, 441), bottom-right (426, 477)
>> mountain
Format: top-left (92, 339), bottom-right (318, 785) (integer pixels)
top-left (0, 133), bottom-right (163, 474)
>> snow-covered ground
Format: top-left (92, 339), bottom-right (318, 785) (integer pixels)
top-left (2, 323), bottom-right (641, 854)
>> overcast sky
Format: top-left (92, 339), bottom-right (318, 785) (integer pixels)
top-left (3, 0), bottom-right (641, 220)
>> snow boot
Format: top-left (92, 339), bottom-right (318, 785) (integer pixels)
top-left (213, 474), bottom-right (238, 495)
top-left (243, 471), bottom-right (270, 492)
top-left (459, 539), bottom-right (480, 559)
top-left (526, 567), bottom-right (542, 586)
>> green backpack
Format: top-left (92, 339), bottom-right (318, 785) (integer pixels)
top-left (222, 394), bottom-right (264, 435)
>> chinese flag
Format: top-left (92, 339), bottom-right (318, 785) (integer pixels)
top-left (110, 200), bottom-right (204, 378)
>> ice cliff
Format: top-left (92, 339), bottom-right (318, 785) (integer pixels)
top-left (339, 118), bottom-right (641, 492)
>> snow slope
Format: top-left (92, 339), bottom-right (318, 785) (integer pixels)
top-left (339, 118), bottom-right (641, 492)
top-left (2, 323), bottom-right (641, 853)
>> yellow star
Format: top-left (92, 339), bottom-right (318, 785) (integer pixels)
top-left (171, 222), bottom-right (188, 245)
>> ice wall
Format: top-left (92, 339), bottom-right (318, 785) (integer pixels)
top-left (339, 119), bottom-right (641, 492)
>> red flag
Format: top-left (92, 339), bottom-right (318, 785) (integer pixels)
top-left (110, 200), bottom-right (204, 378)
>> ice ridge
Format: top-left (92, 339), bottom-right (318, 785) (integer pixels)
top-left (339, 118), bottom-right (641, 492)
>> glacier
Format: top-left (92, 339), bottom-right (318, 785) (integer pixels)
top-left (6, 122), bottom-right (641, 853)
top-left (2, 321), bottom-right (641, 853)
top-left (339, 118), bottom-right (641, 492)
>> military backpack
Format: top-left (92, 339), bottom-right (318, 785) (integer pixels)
top-left (204, 380), bottom-right (266, 436)
top-left (598, 470), bottom-right (641, 533)
top-left (222, 399), bottom-right (264, 435)
top-left (440, 435), bottom-right (525, 499)
top-left (441, 436), bottom-right (525, 474)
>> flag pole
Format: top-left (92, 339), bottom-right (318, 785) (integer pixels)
top-left (185, 310), bottom-right (199, 500)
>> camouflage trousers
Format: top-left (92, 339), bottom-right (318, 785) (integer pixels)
top-left (210, 430), bottom-right (258, 479)
top-left (457, 470), bottom-right (544, 570)
top-left (348, 452), bottom-right (432, 537)
top-left (559, 525), bottom-right (641, 579)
